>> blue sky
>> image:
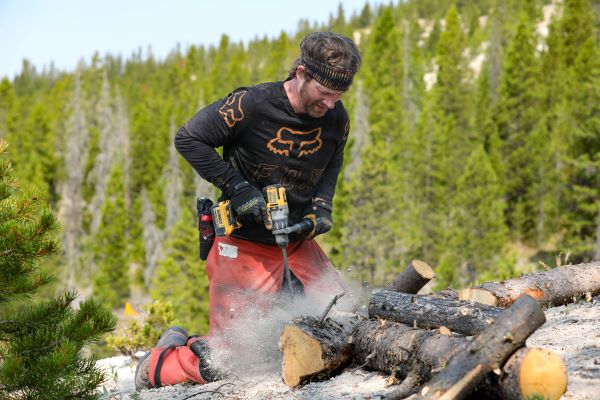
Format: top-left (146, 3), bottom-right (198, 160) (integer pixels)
top-left (0, 0), bottom-right (382, 79)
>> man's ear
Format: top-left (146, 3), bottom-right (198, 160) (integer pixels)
top-left (296, 65), bottom-right (308, 81)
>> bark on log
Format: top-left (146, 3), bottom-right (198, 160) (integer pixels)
top-left (433, 289), bottom-right (459, 300)
top-left (353, 319), bottom-right (566, 400)
top-left (278, 313), bottom-right (362, 387)
top-left (369, 289), bottom-right (502, 336)
top-left (353, 318), bottom-right (465, 398)
top-left (385, 259), bottom-right (435, 293)
top-left (419, 294), bottom-right (546, 400)
top-left (459, 261), bottom-right (600, 307)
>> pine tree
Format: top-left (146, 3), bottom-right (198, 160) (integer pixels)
top-left (22, 102), bottom-right (60, 203)
top-left (541, 0), bottom-right (598, 259)
top-left (561, 36), bottom-right (600, 260)
top-left (92, 165), bottom-right (129, 309)
top-left (341, 8), bottom-right (417, 285)
top-left (412, 5), bottom-right (474, 264)
top-left (262, 31), bottom-right (292, 81)
top-left (475, 64), bottom-right (504, 189)
top-left (150, 206), bottom-right (210, 334)
top-left (434, 5), bottom-right (470, 132)
top-left (0, 140), bottom-right (115, 399)
top-left (205, 35), bottom-right (232, 101)
top-left (60, 71), bottom-right (90, 288)
top-left (495, 12), bottom-right (544, 242)
top-left (436, 145), bottom-right (509, 288)
top-left (558, 0), bottom-right (595, 68)
top-left (0, 78), bottom-right (16, 138)
top-left (354, 3), bottom-right (373, 29)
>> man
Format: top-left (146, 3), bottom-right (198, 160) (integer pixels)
top-left (136, 31), bottom-right (361, 389)
top-left (176, 30), bottom-right (361, 334)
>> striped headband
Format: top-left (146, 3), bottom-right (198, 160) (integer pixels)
top-left (301, 57), bottom-right (355, 92)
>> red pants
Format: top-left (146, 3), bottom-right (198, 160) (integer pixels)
top-left (205, 236), bottom-right (345, 336)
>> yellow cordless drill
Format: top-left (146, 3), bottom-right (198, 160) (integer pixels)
top-left (263, 185), bottom-right (313, 299)
top-left (211, 185), bottom-right (313, 300)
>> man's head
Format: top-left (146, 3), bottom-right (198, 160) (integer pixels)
top-left (288, 32), bottom-right (361, 118)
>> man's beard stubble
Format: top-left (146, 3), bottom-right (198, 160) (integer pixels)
top-left (299, 81), bottom-right (327, 118)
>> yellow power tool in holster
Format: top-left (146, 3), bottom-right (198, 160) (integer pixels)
top-left (211, 200), bottom-right (241, 237)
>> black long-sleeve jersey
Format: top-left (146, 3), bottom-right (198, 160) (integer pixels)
top-left (175, 81), bottom-right (350, 245)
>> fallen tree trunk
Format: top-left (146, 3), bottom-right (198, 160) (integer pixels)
top-left (353, 319), bottom-right (463, 398)
top-left (459, 261), bottom-right (600, 307)
top-left (385, 259), bottom-right (435, 293)
top-left (352, 319), bottom-right (567, 400)
top-left (418, 294), bottom-right (546, 400)
top-left (280, 261), bottom-right (433, 387)
top-left (369, 289), bottom-right (502, 336)
top-left (279, 312), bottom-right (361, 387)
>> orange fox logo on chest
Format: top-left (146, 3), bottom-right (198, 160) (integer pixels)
top-left (267, 127), bottom-right (323, 158)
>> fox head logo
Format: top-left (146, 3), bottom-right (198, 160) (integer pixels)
top-left (218, 91), bottom-right (246, 127)
top-left (267, 127), bottom-right (323, 158)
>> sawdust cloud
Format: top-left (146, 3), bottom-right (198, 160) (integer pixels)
top-left (207, 272), bottom-right (370, 379)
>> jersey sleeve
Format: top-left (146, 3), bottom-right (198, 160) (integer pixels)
top-left (312, 110), bottom-right (350, 206)
top-left (174, 89), bottom-right (252, 196)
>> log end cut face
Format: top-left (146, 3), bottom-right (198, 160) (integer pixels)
top-left (279, 325), bottom-right (325, 387)
top-left (519, 348), bottom-right (568, 400)
top-left (413, 259), bottom-right (435, 279)
top-left (458, 288), bottom-right (498, 306)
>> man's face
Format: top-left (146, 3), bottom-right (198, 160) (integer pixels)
top-left (297, 71), bottom-right (345, 118)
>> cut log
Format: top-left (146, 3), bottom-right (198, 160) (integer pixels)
top-left (418, 294), bottom-right (546, 400)
top-left (469, 347), bottom-right (568, 400)
top-left (369, 289), bottom-right (502, 336)
top-left (459, 261), bottom-right (600, 307)
top-left (385, 259), bottom-right (435, 293)
top-left (278, 312), bottom-right (362, 387)
top-left (352, 319), bottom-right (566, 400)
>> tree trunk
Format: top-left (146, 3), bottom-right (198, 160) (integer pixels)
top-left (369, 289), bottom-right (502, 336)
top-left (353, 319), bottom-right (567, 400)
top-left (279, 313), bottom-right (362, 387)
top-left (418, 294), bottom-right (546, 400)
top-left (458, 261), bottom-right (600, 307)
top-left (385, 259), bottom-right (435, 293)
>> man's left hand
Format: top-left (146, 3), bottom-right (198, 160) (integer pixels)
top-left (302, 202), bottom-right (333, 239)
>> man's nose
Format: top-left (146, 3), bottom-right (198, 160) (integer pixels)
top-left (324, 96), bottom-right (338, 109)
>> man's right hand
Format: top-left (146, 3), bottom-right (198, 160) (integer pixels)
top-left (230, 181), bottom-right (270, 226)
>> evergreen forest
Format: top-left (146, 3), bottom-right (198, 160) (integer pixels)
top-left (0, 0), bottom-right (598, 337)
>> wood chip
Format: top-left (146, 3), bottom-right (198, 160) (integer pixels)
top-left (439, 326), bottom-right (451, 335)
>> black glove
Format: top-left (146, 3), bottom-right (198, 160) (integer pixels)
top-left (303, 201), bottom-right (333, 239)
top-left (229, 181), bottom-right (269, 226)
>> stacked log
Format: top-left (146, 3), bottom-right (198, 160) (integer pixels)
top-left (278, 260), bottom-right (583, 399)
top-left (418, 294), bottom-right (546, 400)
top-left (353, 319), bottom-right (567, 400)
top-left (458, 261), bottom-right (600, 307)
top-left (385, 259), bottom-right (435, 293)
top-left (279, 312), bottom-right (361, 387)
top-left (369, 290), bottom-right (501, 336)
top-left (279, 260), bottom-right (434, 387)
